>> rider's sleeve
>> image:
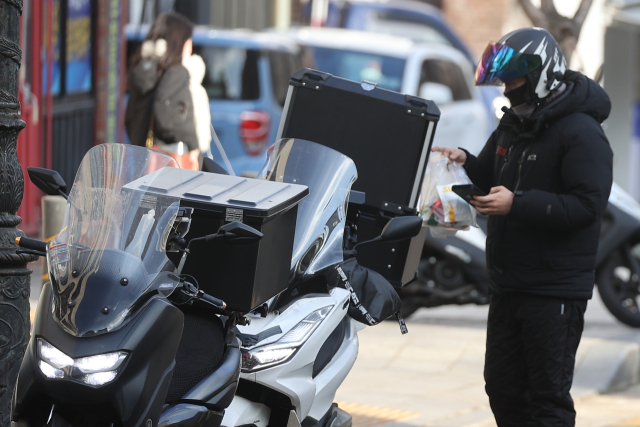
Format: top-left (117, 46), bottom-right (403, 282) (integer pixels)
top-left (509, 122), bottom-right (613, 231)
top-left (462, 131), bottom-right (497, 195)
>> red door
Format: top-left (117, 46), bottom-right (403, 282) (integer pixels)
top-left (16, 1), bottom-right (44, 237)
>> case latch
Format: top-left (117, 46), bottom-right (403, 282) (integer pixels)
top-left (226, 208), bottom-right (244, 223)
top-left (405, 95), bottom-right (441, 122)
top-left (290, 68), bottom-right (332, 90)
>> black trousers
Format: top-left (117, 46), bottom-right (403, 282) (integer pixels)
top-left (484, 293), bottom-right (587, 427)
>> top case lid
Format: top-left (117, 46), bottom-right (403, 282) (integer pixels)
top-left (281, 68), bottom-right (440, 212)
top-left (124, 167), bottom-right (309, 217)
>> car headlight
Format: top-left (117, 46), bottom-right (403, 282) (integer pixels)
top-left (241, 306), bottom-right (332, 373)
top-left (37, 338), bottom-right (127, 386)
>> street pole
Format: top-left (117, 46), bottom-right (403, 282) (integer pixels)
top-left (0, 0), bottom-right (37, 425)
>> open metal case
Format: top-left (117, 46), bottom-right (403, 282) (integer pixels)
top-left (277, 68), bottom-right (440, 289)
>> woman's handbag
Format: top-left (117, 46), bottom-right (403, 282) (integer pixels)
top-left (145, 114), bottom-right (200, 170)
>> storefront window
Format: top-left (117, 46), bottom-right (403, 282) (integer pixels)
top-left (66, 0), bottom-right (92, 94)
top-left (43, 0), bottom-right (62, 96)
top-left (43, 0), bottom-right (93, 96)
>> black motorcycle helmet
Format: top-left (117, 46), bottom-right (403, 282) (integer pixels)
top-left (475, 27), bottom-right (567, 102)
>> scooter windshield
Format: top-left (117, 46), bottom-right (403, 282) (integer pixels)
top-left (47, 144), bottom-right (184, 337)
top-left (258, 139), bottom-right (357, 279)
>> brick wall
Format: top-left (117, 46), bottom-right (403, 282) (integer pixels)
top-left (442, 0), bottom-right (513, 60)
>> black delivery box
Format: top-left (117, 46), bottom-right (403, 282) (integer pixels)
top-left (124, 167), bottom-right (308, 312)
top-left (277, 68), bottom-right (440, 288)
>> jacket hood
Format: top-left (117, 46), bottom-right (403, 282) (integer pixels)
top-left (500, 70), bottom-right (611, 139)
top-left (536, 70), bottom-right (611, 124)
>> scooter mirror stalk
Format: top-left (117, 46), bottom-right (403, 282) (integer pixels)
top-left (176, 222), bottom-right (263, 275)
top-left (354, 216), bottom-right (424, 249)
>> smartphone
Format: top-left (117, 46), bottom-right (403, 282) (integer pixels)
top-left (452, 184), bottom-right (486, 204)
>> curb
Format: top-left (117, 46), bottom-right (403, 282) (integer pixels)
top-left (573, 338), bottom-right (640, 397)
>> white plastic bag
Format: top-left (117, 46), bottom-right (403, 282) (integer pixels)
top-left (419, 153), bottom-right (476, 237)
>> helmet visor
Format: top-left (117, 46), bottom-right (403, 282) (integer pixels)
top-left (475, 42), bottom-right (542, 86)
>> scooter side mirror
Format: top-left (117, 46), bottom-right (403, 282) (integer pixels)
top-left (380, 216), bottom-right (423, 242)
top-left (27, 167), bottom-right (68, 197)
top-left (201, 157), bottom-right (229, 175)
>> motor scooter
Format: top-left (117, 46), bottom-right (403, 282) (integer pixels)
top-left (11, 144), bottom-right (281, 427)
top-left (222, 138), bottom-right (419, 427)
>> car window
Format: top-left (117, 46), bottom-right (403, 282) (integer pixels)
top-left (360, 9), bottom-right (452, 46)
top-left (302, 46), bottom-right (405, 92)
top-left (418, 59), bottom-right (471, 101)
top-left (194, 45), bottom-right (260, 101)
top-left (268, 50), bottom-right (304, 106)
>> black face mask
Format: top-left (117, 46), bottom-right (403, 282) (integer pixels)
top-left (504, 82), bottom-right (529, 107)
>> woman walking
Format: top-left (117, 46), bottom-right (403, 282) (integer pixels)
top-left (125, 12), bottom-right (203, 170)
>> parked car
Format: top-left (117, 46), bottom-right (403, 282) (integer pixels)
top-left (273, 27), bottom-right (490, 155)
top-left (126, 25), bottom-right (303, 176)
top-left (304, 0), bottom-right (473, 58)
top-left (301, 0), bottom-right (507, 126)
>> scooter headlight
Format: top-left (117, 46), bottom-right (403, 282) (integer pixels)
top-left (37, 338), bottom-right (128, 385)
top-left (241, 306), bottom-right (332, 373)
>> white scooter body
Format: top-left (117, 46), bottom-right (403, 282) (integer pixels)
top-left (222, 287), bottom-right (362, 426)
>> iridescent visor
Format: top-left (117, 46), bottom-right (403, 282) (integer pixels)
top-left (475, 42), bottom-right (542, 86)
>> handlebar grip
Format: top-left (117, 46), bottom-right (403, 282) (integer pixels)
top-left (200, 293), bottom-right (226, 310)
top-left (15, 237), bottom-right (47, 253)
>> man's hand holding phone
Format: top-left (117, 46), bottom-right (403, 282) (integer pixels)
top-left (470, 186), bottom-right (515, 216)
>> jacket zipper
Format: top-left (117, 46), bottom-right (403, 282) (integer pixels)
top-left (498, 145), bottom-right (514, 184)
top-left (514, 149), bottom-right (527, 192)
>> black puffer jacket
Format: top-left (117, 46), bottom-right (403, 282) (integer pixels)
top-left (125, 58), bottom-right (198, 151)
top-left (463, 71), bottom-right (613, 299)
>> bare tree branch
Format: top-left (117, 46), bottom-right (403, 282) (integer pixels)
top-left (541, 0), bottom-right (558, 18)
top-left (518, 0), bottom-right (547, 27)
top-left (573, 0), bottom-right (594, 34)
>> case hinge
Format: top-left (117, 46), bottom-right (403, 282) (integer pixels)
top-left (380, 201), bottom-right (416, 216)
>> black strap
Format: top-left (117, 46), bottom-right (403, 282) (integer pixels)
top-left (396, 312), bottom-right (408, 335)
top-left (236, 325), bottom-right (282, 347)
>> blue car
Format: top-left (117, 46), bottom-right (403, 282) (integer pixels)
top-left (126, 26), bottom-right (303, 176)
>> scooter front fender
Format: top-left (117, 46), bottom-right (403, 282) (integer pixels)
top-left (158, 404), bottom-right (223, 427)
top-left (221, 396), bottom-right (270, 427)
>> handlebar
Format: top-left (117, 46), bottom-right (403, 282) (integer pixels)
top-left (172, 281), bottom-right (227, 313)
top-left (198, 292), bottom-right (227, 311)
top-left (15, 237), bottom-right (47, 253)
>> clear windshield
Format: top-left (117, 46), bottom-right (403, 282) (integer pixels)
top-left (258, 139), bottom-right (357, 279)
top-left (48, 144), bottom-right (184, 337)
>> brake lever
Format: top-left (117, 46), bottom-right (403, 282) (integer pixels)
top-left (16, 248), bottom-right (46, 257)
